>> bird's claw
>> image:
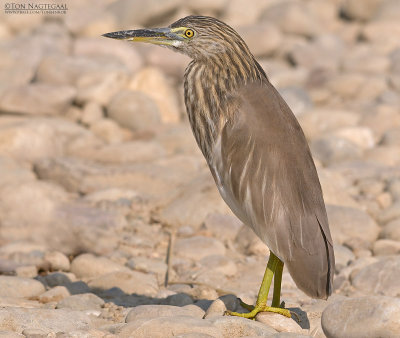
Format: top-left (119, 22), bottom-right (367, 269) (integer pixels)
top-left (225, 305), bottom-right (291, 319)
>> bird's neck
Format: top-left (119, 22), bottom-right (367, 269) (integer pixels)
top-left (184, 54), bottom-right (266, 161)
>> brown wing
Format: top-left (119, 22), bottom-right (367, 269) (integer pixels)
top-left (212, 81), bottom-right (334, 299)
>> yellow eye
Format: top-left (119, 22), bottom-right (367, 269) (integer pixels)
top-left (185, 29), bottom-right (194, 38)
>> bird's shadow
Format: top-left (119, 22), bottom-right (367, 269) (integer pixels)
top-left (36, 272), bottom-right (310, 330)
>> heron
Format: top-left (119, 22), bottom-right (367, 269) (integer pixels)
top-left (103, 15), bottom-right (335, 319)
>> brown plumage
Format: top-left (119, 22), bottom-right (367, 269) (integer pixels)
top-left (103, 15), bottom-right (335, 312)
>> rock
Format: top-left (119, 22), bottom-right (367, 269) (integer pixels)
top-left (0, 332), bottom-right (24, 337)
top-left (107, 90), bottom-right (161, 132)
top-left (38, 286), bottom-right (70, 304)
top-left (321, 296), bottom-right (400, 338)
top-left (224, 0), bottom-right (271, 26)
top-left (351, 256), bottom-right (400, 296)
top-left (88, 270), bottom-right (159, 297)
top-left (89, 118), bottom-right (127, 144)
top-left (311, 135), bottom-right (362, 165)
top-left (202, 213), bottom-right (243, 242)
top-left (175, 236), bottom-right (226, 261)
top-left (279, 87), bottom-right (312, 116)
top-left (365, 146), bottom-right (400, 167)
top-left (126, 256), bottom-right (167, 284)
top-left (73, 37), bottom-right (143, 73)
top-left (361, 22), bottom-right (400, 53)
top-left (161, 292), bottom-right (193, 306)
top-left (0, 83), bottom-right (76, 115)
top-left (378, 202), bottom-right (400, 224)
top-left (260, 1), bottom-right (320, 37)
top-left (209, 316), bottom-right (277, 336)
top-left (237, 23), bottom-right (282, 57)
top-left (56, 293), bottom-right (104, 310)
top-left (117, 316), bottom-right (221, 338)
top-left (326, 205), bottom-right (380, 246)
top-left (341, 0), bottom-right (385, 21)
top-left (76, 69), bottom-right (129, 105)
top-left (234, 225), bottom-right (270, 256)
top-left (0, 117), bottom-right (93, 162)
top-left (380, 218), bottom-right (400, 240)
top-left (373, 0), bottom-right (400, 21)
top-left (0, 276), bottom-right (45, 298)
top-left (34, 156), bottom-right (191, 200)
top-left (297, 109), bottom-right (360, 141)
top-left (373, 239), bottom-right (400, 256)
top-left (107, 0), bottom-right (181, 26)
top-left (203, 295), bottom-right (239, 318)
top-left (199, 255), bottom-right (237, 277)
top-left (71, 254), bottom-right (129, 279)
top-left (185, 0), bottom-right (228, 14)
top-left (317, 170), bottom-right (361, 209)
top-left (288, 34), bottom-right (345, 71)
top-left (76, 141), bottom-right (165, 164)
top-left (381, 128), bottom-right (400, 146)
top-left (36, 54), bottom-right (121, 86)
top-left (342, 48), bottom-right (390, 75)
top-left (361, 105), bottom-right (400, 139)
top-left (0, 307), bottom-right (91, 333)
top-left (44, 251), bottom-right (70, 272)
top-left (54, 203), bottom-right (128, 256)
top-left (15, 266), bottom-right (37, 278)
top-left (80, 101), bottom-right (104, 126)
top-left (125, 305), bottom-right (200, 322)
top-left (0, 180), bottom-right (69, 244)
top-left (130, 67), bottom-right (181, 124)
top-left (256, 312), bottom-right (303, 333)
top-left (331, 127), bottom-right (375, 150)
top-left (41, 272), bottom-right (76, 288)
top-left (0, 157), bottom-right (35, 187)
top-left (156, 172), bottom-right (232, 229)
top-left (333, 245), bottom-right (355, 273)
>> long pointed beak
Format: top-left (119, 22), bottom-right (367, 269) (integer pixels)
top-left (102, 28), bottom-right (183, 46)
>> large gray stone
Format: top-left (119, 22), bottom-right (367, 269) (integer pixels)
top-left (322, 296), bottom-right (400, 338)
top-left (351, 256), bottom-right (400, 296)
top-left (326, 205), bottom-right (380, 246)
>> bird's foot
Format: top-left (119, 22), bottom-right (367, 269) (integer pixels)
top-left (225, 304), bottom-right (291, 319)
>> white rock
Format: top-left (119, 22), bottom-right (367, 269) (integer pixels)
top-left (322, 296), bottom-right (400, 338)
top-left (88, 270), bottom-right (159, 297)
top-left (0, 307), bottom-right (91, 333)
top-left (175, 236), bottom-right (226, 261)
top-left (116, 316), bottom-right (221, 338)
top-left (126, 305), bottom-right (200, 323)
top-left (71, 253), bottom-right (129, 279)
top-left (0, 275), bottom-right (45, 298)
top-left (44, 251), bottom-right (70, 272)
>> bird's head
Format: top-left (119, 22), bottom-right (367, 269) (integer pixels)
top-left (103, 15), bottom-right (251, 60)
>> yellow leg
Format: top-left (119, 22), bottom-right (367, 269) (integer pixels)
top-left (226, 253), bottom-right (291, 319)
top-left (271, 257), bottom-right (283, 307)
